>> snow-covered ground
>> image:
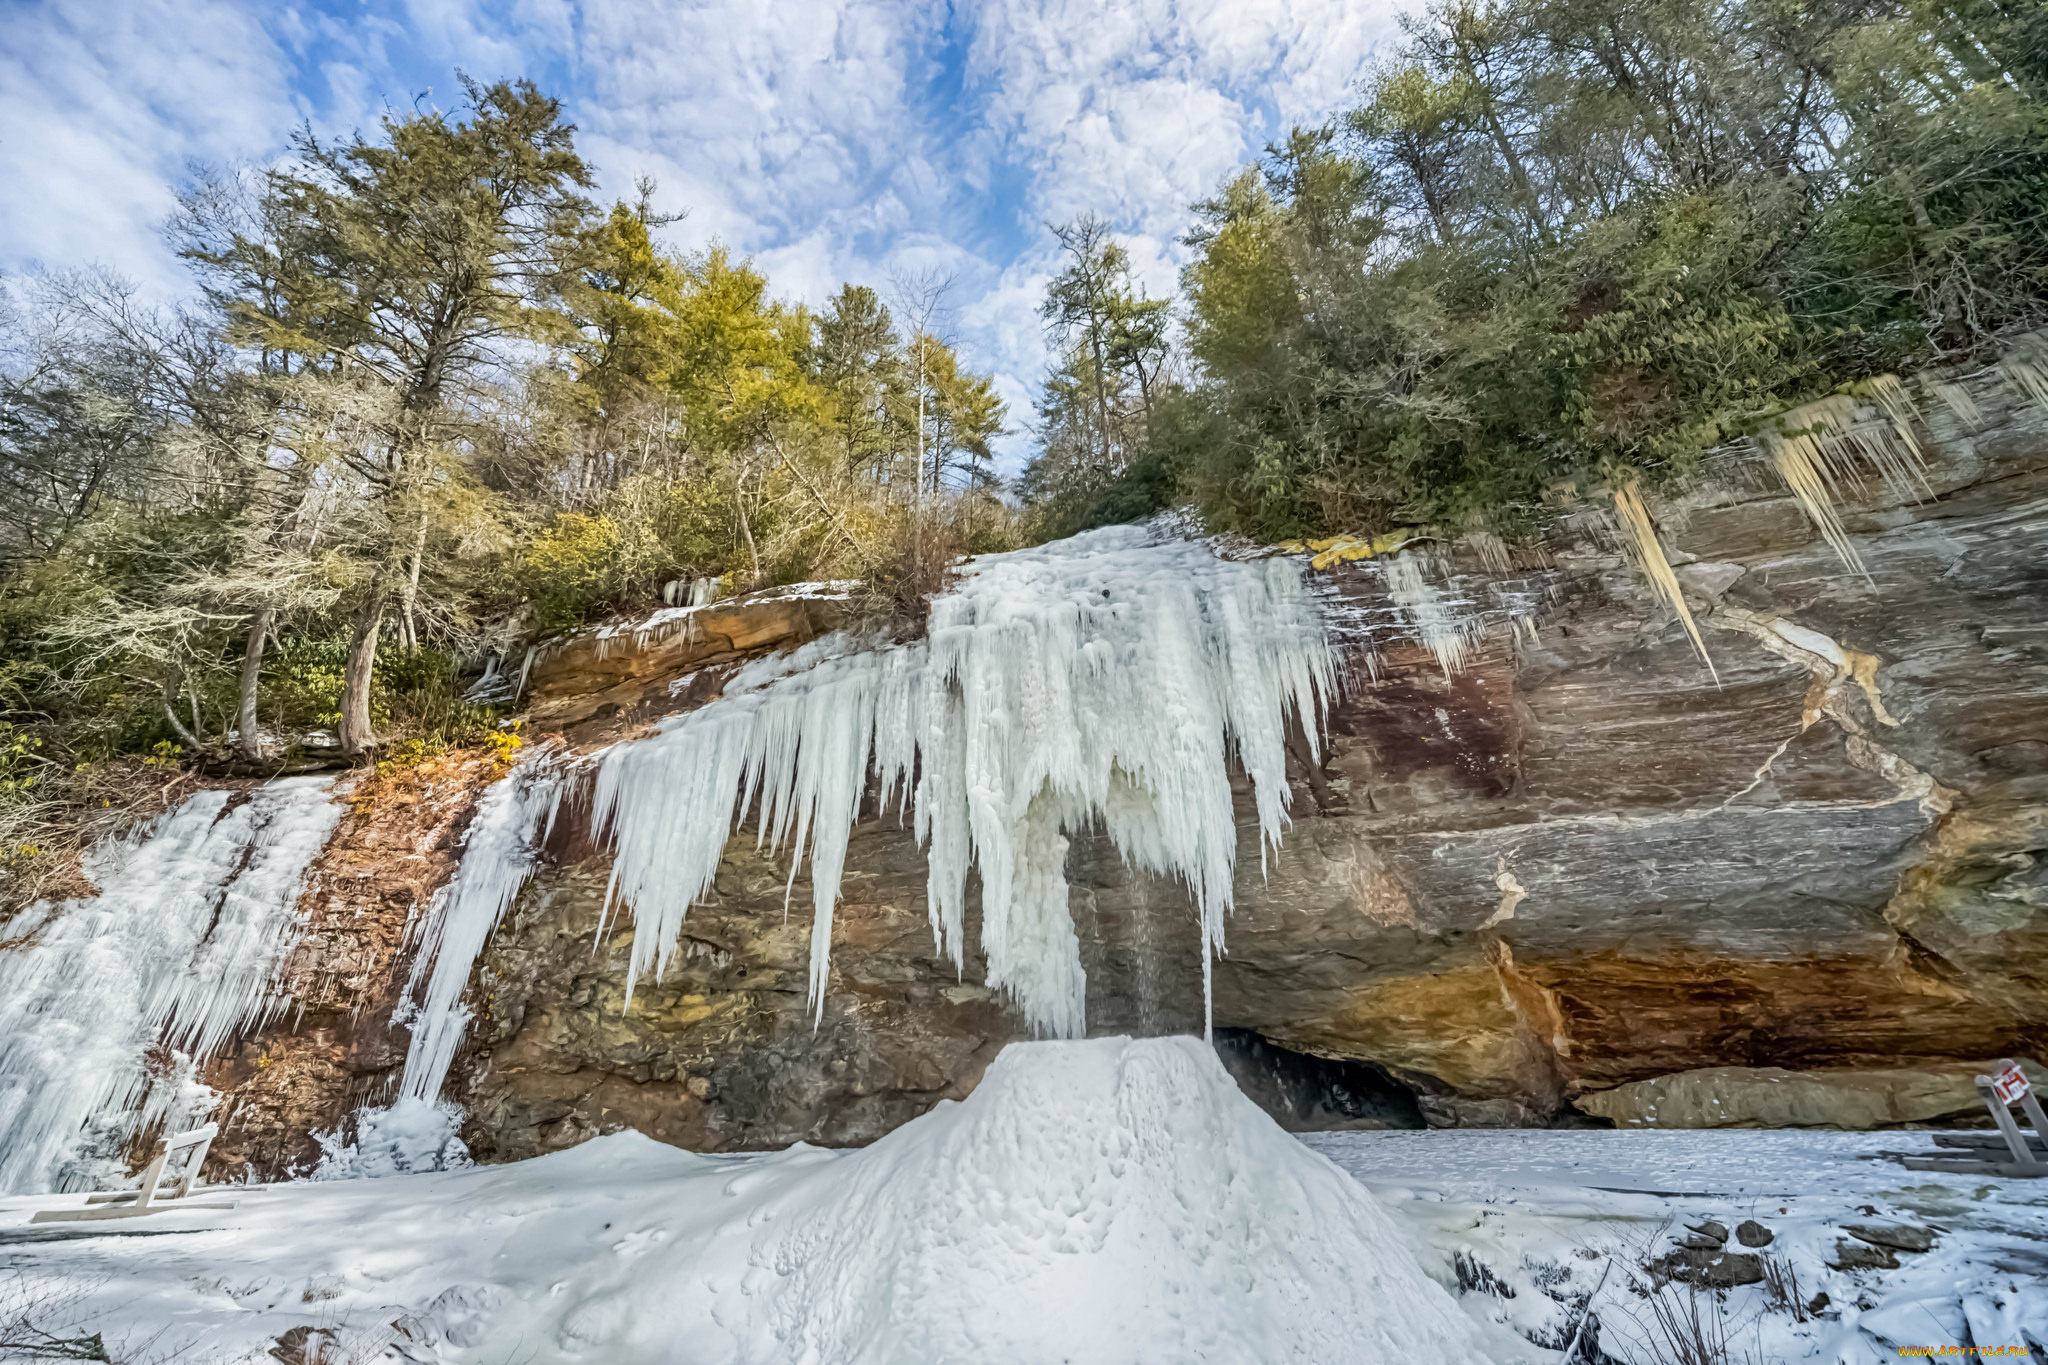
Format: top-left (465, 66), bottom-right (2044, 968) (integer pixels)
top-left (2, 1047), bottom-right (2044, 1363)
top-left (1308, 1127), bottom-right (2048, 1361)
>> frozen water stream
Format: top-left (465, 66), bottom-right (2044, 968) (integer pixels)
top-left (0, 779), bottom-right (341, 1194)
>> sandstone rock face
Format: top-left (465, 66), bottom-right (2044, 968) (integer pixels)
top-left (432, 380), bottom-right (2048, 1150)
top-left (202, 754), bottom-right (506, 1179)
top-left (524, 589), bottom-right (849, 733)
top-left (197, 377), bottom-right (2048, 1167)
top-left (1573, 1060), bottom-right (2043, 1129)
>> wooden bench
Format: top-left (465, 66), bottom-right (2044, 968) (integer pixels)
top-left (30, 1124), bottom-right (238, 1223)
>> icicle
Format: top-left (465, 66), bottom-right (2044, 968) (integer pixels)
top-left (1768, 431), bottom-right (1868, 580)
top-left (396, 748), bottom-right (566, 1104)
top-left (1460, 528), bottom-right (1514, 577)
top-left (0, 778), bottom-right (341, 1193)
top-left (588, 527), bottom-right (1335, 1040)
top-left (2001, 336), bottom-right (2048, 413)
top-left (1921, 375), bottom-right (1982, 432)
top-left (1759, 382), bottom-right (1939, 579)
top-left (1610, 480), bottom-right (1718, 682)
top-left (1381, 551), bottom-right (1475, 678)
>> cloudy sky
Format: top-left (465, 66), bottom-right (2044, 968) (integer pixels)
top-left (0, 0), bottom-right (1402, 471)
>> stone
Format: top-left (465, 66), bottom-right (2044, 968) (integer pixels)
top-left (1843, 1223), bottom-right (1936, 1254)
top-left (1831, 1239), bottom-right (1899, 1272)
top-left (1735, 1219), bottom-right (1774, 1248)
top-left (1654, 1248), bottom-right (1764, 1288)
top-left (1686, 1220), bottom-right (1729, 1244)
top-left (1572, 1064), bottom-right (2034, 1130)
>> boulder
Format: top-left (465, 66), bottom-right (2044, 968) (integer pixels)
top-left (1843, 1222), bottom-right (1937, 1253)
top-left (1831, 1239), bottom-right (1899, 1271)
top-left (1573, 1061), bottom-right (2043, 1129)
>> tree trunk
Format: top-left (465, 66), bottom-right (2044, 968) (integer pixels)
top-left (337, 586), bottom-right (385, 758)
top-left (236, 603), bottom-right (274, 762)
top-left (734, 483), bottom-right (763, 588)
top-left (400, 522), bottom-right (427, 650)
top-left (159, 680), bottom-right (206, 754)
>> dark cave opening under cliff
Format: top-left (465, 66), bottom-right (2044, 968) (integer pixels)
top-left (1213, 1028), bottom-right (1428, 1131)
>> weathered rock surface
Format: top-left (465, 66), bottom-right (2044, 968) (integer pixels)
top-left (201, 754), bottom-right (505, 1180)
top-left (194, 373), bottom-right (2048, 1168)
top-left (1573, 1060), bottom-right (2042, 1129)
top-left (524, 588), bottom-right (849, 734)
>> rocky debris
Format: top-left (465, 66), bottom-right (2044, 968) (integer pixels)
top-left (1686, 1220), bottom-right (1730, 1245)
top-left (1843, 1222), bottom-right (1938, 1254)
top-left (1572, 1063), bottom-right (2031, 1129)
top-left (1736, 1219), bottom-right (1775, 1248)
top-left (1832, 1239), bottom-right (1900, 1271)
top-left (1654, 1247), bottom-right (1765, 1289)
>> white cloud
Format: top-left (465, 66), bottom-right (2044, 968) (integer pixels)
top-left (0, 0), bottom-right (296, 291)
top-left (966, 0), bottom-right (1398, 236)
top-left (0, 0), bottom-right (1405, 473)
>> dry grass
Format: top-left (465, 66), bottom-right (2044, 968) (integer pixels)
top-left (0, 758), bottom-right (224, 919)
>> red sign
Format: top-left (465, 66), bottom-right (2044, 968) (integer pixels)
top-left (1991, 1059), bottom-right (2031, 1106)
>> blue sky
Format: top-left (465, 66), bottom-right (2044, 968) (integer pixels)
top-left (0, 0), bottom-right (1403, 471)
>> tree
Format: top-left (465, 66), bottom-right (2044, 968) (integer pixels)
top-left (1025, 217), bottom-right (1170, 516)
top-left (814, 284), bottom-right (901, 481)
top-left (887, 268), bottom-right (957, 509)
top-left (185, 78), bottom-right (596, 756)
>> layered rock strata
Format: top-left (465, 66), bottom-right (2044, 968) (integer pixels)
top-left (207, 370), bottom-right (2048, 1168)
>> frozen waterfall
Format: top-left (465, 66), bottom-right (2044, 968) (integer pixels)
top-left (0, 778), bottom-right (341, 1193)
top-left (396, 749), bottom-right (567, 1104)
top-left (592, 525), bottom-right (1333, 1038)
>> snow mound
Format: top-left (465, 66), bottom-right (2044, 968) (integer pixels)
top-left (637, 1037), bottom-right (1483, 1363)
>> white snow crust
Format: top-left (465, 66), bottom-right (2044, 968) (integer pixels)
top-left (2, 1037), bottom-right (1492, 1363)
top-left (592, 525), bottom-right (1333, 1037)
top-left (11, 1045), bottom-right (2045, 1363)
top-left (0, 778), bottom-right (341, 1193)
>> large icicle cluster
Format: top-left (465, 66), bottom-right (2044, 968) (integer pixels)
top-left (396, 751), bottom-right (567, 1103)
top-left (0, 779), bottom-right (340, 1193)
top-left (592, 525), bottom-right (1333, 1038)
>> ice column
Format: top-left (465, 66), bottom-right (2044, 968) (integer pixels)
top-left (0, 778), bottom-right (341, 1193)
top-left (591, 526), bottom-right (1334, 1039)
top-left (396, 749), bottom-right (566, 1103)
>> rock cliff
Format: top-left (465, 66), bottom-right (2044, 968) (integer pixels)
top-left (206, 370), bottom-right (2048, 1175)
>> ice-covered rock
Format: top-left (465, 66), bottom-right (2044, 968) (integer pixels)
top-left (0, 778), bottom-right (341, 1193)
top-left (592, 525), bottom-right (1333, 1040)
